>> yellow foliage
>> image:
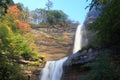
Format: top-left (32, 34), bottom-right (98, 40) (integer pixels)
top-left (23, 33), bottom-right (34, 43)
top-left (29, 43), bottom-right (38, 52)
top-left (6, 25), bottom-right (13, 33)
top-left (0, 23), bottom-right (13, 38)
top-left (40, 53), bottom-right (47, 61)
top-left (23, 33), bottom-right (40, 57)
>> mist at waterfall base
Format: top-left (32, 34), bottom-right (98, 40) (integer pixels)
top-left (40, 7), bottom-right (100, 80)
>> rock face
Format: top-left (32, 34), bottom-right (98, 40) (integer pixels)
top-left (61, 7), bottom-right (102, 80)
top-left (31, 26), bottom-right (77, 61)
top-left (61, 49), bottom-right (102, 80)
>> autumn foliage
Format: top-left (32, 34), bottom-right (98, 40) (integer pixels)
top-left (7, 5), bottom-right (31, 31)
top-left (15, 20), bottom-right (31, 31)
top-left (7, 5), bottom-right (21, 19)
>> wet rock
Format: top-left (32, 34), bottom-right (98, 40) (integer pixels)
top-left (64, 49), bottom-right (101, 66)
top-left (62, 49), bottom-right (102, 80)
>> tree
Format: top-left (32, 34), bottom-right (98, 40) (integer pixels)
top-left (7, 5), bottom-right (21, 19)
top-left (30, 9), bottom-right (46, 24)
top-left (45, 0), bottom-right (53, 10)
top-left (16, 3), bottom-right (24, 11)
top-left (15, 3), bottom-right (30, 23)
top-left (87, 0), bottom-right (120, 48)
top-left (82, 1), bottom-right (120, 80)
top-left (21, 7), bottom-right (30, 22)
top-left (87, 0), bottom-right (109, 10)
top-left (47, 10), bottom-right (68, 26)
top-left (6, 5), bottom-right (31, 32)
top-left (30, 10), bottom-right (40, 24)
top-left (0, 0), bottom-right (14, 15)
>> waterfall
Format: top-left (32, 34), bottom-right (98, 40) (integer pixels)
top-left (73, 7), bottom-right (101, 54)
top-left (39, 6), bottom-right (101, 80)
top-left (73, 25), bottom-right (83, 53)
top-left (40, 57), bottom-right (68, 80)
top-left (40, 25), bottom-right (85, 80)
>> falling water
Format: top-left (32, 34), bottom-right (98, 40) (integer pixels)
top-left (40, 57), bottom-right (68, 80)
top-left (73, 25), bottom-right (83, 53)
top-left (73, 7), bottom-right (100, 54)
top-left (40, 24), bottom-right (84, 80)
top-left (40, 6), bottom-right (101, 80)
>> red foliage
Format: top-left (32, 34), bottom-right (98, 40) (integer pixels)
top-left (15, 20), bottom-right (31, 31)
top-left (8, 5), bottom-right (31, 32)
top-left (7, 5), bottom-right (21, 19)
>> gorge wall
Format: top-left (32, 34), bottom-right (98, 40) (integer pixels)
top-left (61, 7), bottom-right (101, 80)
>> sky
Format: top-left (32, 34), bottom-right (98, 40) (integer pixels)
top-left (13, 0), bottom-right (91, 24)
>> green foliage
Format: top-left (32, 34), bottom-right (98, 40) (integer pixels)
top-left (0, 16), bottom-right (32, 57)
top-left (0, 57), bottom-right (27, 80)
top-left (0, 16), bottom-right (18, 32)
top-left (0, 24), bottom-right (9, 38)
top-left (7, 34), bottom-right (31, 55)
top-left (82, 0), bottom-right (120, 80)
top-left (47, 10), bottom-right (68, 25)
top-left (80, 51), bottom-right (119, 80)
top-left (0, 8), bottom-right (40, 79)
top-left (16, 3), bottom-right (24, 11)
top-left (87, 0), bottom-right (112, 10)
top-left (88, 0), bottom-right (120, 48)
top-left (30, 8), bottom-right (72, 27)
top-left (0, 0), bottom-right (14, 15)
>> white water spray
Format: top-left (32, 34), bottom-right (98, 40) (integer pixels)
top-left (40, 57), bottom-right (68, 80)
top-left (39, 7), bottom-right (100, 80)
top-left (40, 25), bottom-right (85, 80)
top-left (73, 25), bottom-right (83, 53)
